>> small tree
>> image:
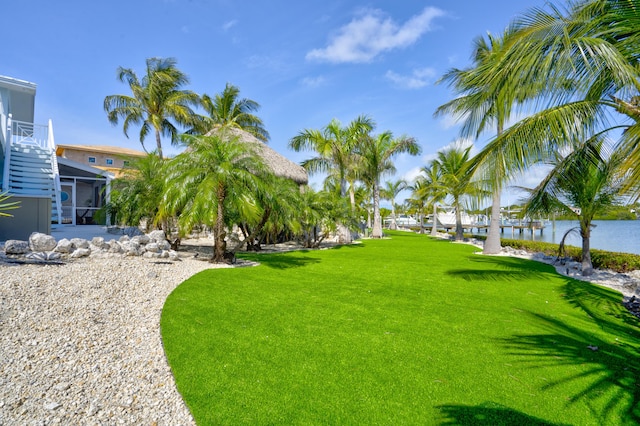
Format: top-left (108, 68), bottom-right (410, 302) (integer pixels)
top-left (162, 133), bottom-right (271, 263)
top-left (522, 138), bottom-right (627, 275)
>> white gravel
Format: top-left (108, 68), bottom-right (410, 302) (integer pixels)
top-left (0, 255), bottom-right (226, 425)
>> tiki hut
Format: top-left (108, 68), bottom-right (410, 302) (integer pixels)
top-left (207, 127), bottom-right (308, 186)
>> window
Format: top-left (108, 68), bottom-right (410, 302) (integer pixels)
top-left (88, 156), bottom-right (96, 164)
top-left (105, 158), bottom-right (114, 166)
top-left (123, 160), bottom-right (130, 167)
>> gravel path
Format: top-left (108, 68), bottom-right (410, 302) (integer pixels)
top-left (0, 256), bottom-right (223, 425)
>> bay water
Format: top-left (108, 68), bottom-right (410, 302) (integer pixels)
top-left (496, 220), bottom-right (640, 255)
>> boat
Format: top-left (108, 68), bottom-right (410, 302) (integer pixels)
top-left (436, 208), bottom-right (474, 228)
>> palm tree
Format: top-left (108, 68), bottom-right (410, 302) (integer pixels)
top-left (522, 137), bottom-right (627, 275)
top-left (0, 192), bottom-right (20, 217)
top-left (108, 153), bottom-right (167, 231)
top-left (431, 145), bottom-right (479, 241)
top-left (435, 29), bottom-right (529, 254)
top-left (469, 1), bottom-right (640, 213)
top-left (414, 162), bottom-right (447, 237)
top-left (357, 132), bottom-right (421, 238)
top-left (289, 115), bottom-right (374, 241)
top-left (195, 83), bottom-right (270, 142)
top-left (381, 179), bottom-right (407, 230)
top-left (104, 57), bottom-right (200, 159)
top-left (161, 132), bottom-right (271, 262)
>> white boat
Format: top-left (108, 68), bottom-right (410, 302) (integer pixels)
top-left (436, 209), bottom-right (473, 228)
top-left (384, 215), bottom-right (418, 228)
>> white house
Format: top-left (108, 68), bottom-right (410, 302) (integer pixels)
top-left (0, 75), bottom-right (112, 239)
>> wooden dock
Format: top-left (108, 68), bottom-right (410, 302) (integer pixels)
top-left (440, 221), bottom-right (546, 236)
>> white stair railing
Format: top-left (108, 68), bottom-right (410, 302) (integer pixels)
top-left (11, 119), bottom-right (48, 149)
top-left (2, 114), bottom-right (12, 192)
top-left (48, 119), bottom-right (63, 225)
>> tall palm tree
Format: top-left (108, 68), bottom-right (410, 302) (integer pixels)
top-left (162, 132), bottom-right (271, 262)
top-left (290, 115), bottom-right (374, 241)
top-left (470, 1), bottom-right (640, 209)
top-left (196, 83), bottom-right (270, 143)
top-left (522, 137), bottom-right (627, 275)
top-left (381, 179), bottom-right (407, 230)
top-left (435, 29), bottom-right (528, 254)
top-left (431, 145), bottom-right (478, 241)
top-left (357, 132), bottom-right (421, 238)
top-left (289, 115), bottom-right (374, 198)
top-left (414, 162), bottom-right (447, 237)
top-left (104, 57), bottom-right (201, 159)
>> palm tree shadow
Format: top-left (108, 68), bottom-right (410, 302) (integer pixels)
top-left (436, 401), bottom-right (569, 425)
top-left (446, 255), bottom-right (551, 282)
top-left (498, 280), bottom-right (640, 424)
top-left (238, 251), bottom-right (321, 269)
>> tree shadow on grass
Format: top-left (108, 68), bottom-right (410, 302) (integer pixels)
top-left (498, 280), bottom-right (640, 424)
top-left (238, 251), bottom-right (322, 269)
top-left (445, 255), bottom-right (550, 282)
top-left (436, 401), bottom-right (568, 425)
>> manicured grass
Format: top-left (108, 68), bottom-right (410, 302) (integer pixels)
top-left (161, 231), bottom-right (640, 425)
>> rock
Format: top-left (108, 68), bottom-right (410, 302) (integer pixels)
top-left (124, 226), bottom-right (144, 237)
top-left (44, 401), bottom-right (61, 410)
top-left (4, 240), bottom-right (29, 254)
top-left (25, 252), bottom-right (62, 261)
top-left (91, 237), bottom-right (105, 247)
top-left (107, 240), bottom-right (123, 254)
top-left (143, 251), bottom-right (162, 259)
top-left (168, 250), bottom-right (181, 261)
top-left (121, 241), bottom-right (141, 256)
top-left (70, 248), bottom-right (91, 258)
top-left (145, 243), bottom-right (160, 253)
top-left (29, 232), bottom-right (57, 252)
top-left (148, 230), bottom-right (166, 243)
top-left (54, 238), bottom-right (74, 253)
top-left (131, 235), bottom-right (150, 245)
top-left (70, 238), bottom-right (90, 249)
top-left (157, 240), bottom-right (171, 251)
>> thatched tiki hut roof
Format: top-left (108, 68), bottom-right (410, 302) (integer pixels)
top-left (207, 127), bottom-right (308, 186)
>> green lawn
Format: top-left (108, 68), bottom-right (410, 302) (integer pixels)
top-left (161, 231), bottom-right (640, 425)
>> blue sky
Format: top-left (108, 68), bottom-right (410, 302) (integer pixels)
top-left (4, 0), bottom-right (547, 203)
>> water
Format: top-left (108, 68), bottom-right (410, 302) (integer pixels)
top-left (494, 220), bottom-right (640, 255)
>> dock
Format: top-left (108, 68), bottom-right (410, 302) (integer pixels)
top-left (439, 221), bottom-right (546, 236)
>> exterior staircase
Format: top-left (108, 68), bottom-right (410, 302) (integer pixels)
top-left (1, 118), bottom-right (62, 224)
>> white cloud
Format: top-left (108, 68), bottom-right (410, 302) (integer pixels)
top-left (306, 7), bottom-right (444, 64)
top-left (385, 67), bottom-right (436, 89)
top-left (439, 138), bottom-right (477, 156)
top-left (301, 76), bottom-right (326, 87)
top-left (222, 20), bottom-right (238, 32)
top-left (402, 166), bottom-right (424, 183)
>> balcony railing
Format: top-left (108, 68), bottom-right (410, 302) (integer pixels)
top-left (11, 119), bottom-right (49, 149)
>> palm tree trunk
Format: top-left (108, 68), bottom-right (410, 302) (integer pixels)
top-left (431, 203), bottom-right (438, 236)
top-left (155, 129), bottom-right (164, 159)
top-left (581, 223), bottom-right (593, 276)
top-left (390, 201), bottom-right (397, 230)
top-left (483, 190), bottom-right (502, 254)
top-left (213, 184), bottom-right (226, 262)
top-left (372, 181), bottom-right (383, 238)
top-left (455, 199), bottom-right (463, 241)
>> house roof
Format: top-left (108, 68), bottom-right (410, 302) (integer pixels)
top-left (0, 75), bottom-right (37, 94)
top-left (207, 127), bottom-right (308, 185)
top-left (56, 144), bottom-right (147, 157)
top-left (57, 157), bottom-right (115, 179)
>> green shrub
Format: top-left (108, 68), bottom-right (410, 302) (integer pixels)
top-left (500, 238), bottom-right (640, 272)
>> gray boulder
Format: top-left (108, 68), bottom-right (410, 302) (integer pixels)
top-left (4, 240), bottom-right (29, 254)
top-left (70, 248), bottom-right (91, 258)
top-left (29, 232), bottom-right (57, 252)
top-left (148, 230), bottom-right (166, 243)
top-left (70, 238), bottom-right (90, 249)
top-left (54, 238), bottom-right (74, 253)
